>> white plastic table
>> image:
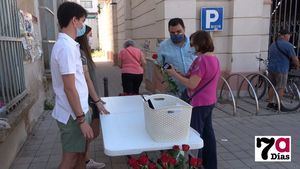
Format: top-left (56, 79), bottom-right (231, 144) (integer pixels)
top-left (100, 95), bottom-right (203, 156)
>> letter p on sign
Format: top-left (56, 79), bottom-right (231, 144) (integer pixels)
top-left (201, 7), bottom-right (223, 31)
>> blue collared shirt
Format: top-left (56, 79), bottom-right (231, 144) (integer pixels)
top-left (157, 37), bottom-right (196, 92)
top-left (268, 38), bottom-right (296, 73)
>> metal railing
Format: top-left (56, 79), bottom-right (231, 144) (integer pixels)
top-left (0, 0), bottom-right (27, 115)
top-left (270, 0), bottom-right (300, 55)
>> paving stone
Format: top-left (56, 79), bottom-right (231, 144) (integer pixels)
top-left (17, 150), bottom-right (36, 158)
top-left (280, 162), bottom-right (300, 169)
top-left (226, 159), bottom-right (248, 168)
top-left (250, 165), bottom-right (268, 169)
top-left (232, 151), bottom-right (252, 159)
top-left (218, 160), bottom-right (231, 169)
top-left (28, 162), bottom-right (47, 169)
top-left (111, 164), bottom-right (129, 169)
top-left (14, 157), bottom-right (34, 165)
top-left (9, 163), bottom-right (30, 169)
top-left (45, 163), bottom-right (59, 169)
top-left (110, 156), bottom-right (127, 163)
top-left (240, 158), bottom-right (257, 167)
top-left (22, 145), bottom-right (40, 151)
top-left (32, 155), bottom-right (50, 163)
top-left (48, 155), bottom-right (61, 162)
top-left (219, 152), bottom-right (237, 160)
top-left (264, 163), bottom-right (286, 169)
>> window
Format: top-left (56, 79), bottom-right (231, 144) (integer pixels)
top-left (0, 0), bottom-right (27, 115)
top-left (81, 0), bottom-right (93, 8)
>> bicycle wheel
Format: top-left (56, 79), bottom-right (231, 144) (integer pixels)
top-left (281, 81), bottom-right (300, 111)
top-left (248, 74), bottom-right (267, 100)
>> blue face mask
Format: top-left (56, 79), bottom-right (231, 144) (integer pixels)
top-left (170, 33), bottom-right (185, 44)
top-left (76, 24), bottom-right (86, 37)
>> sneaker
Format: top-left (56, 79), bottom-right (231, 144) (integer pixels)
top-left (86, 159), bottom-right (105, 169)
top-left (266, 103), bottom-right (275, 109)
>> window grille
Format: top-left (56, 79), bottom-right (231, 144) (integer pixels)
top-left (0, 0), bottom-right (27, 116)
top-left (270, 0), bottom-right (300, 56)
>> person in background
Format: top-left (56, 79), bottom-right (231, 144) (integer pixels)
top-left (166, 30), bottom-right (220, 169)
top-left (76, 25), bottom-right (109, 169)
top-left (85, 26), bottom-right (93, 49)
top-left (267, 29), bottom-right (299, 111)
top-left (118, 39), bottom-right (146, 95)
top-left (51, 2), bottom-right (93, 169)
top-left (157, 18), bottom-right (195, 97)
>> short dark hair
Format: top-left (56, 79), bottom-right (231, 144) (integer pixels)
top-left (57, 2), bottom-right (87, 28)
top-left (190, 30), bottom-right (214, 53)
top-left (278, 29), bottom-right (291, 35)
top-left (168, 18), bottom-right (185, 29)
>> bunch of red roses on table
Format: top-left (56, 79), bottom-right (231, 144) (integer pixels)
top-left (128, 144), bottom-right (202, 169)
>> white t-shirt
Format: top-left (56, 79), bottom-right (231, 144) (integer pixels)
top-left (50, 33), bottom-right (89, 124)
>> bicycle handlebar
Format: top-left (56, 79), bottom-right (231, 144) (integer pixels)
top-left (256, 57), bottom-right (265, 62)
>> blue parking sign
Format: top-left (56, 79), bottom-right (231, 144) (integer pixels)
top-left (201, 7), bottom-right (224, 31)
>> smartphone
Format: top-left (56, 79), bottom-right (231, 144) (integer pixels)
top-left (163, 63), bottom-right (172, 70)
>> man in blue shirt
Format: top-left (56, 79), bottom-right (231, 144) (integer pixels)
top-left (267, 29), bottom-right (299, 111)
top-left (157, 18), bottom-right (195, 96)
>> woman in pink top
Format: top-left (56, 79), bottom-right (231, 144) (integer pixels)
top-left (118, 40), bottom-right (146, 94)
top-left (167, 30), bottom-right (220, 169)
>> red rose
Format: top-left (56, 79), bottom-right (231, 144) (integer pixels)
top-left (138, 154), bottom-right (148, 166)
top-left (182, 144), bottom-right (190, 152)
top-left (173, 145), bottom-right (180, 151)
top-left (128, 157), bottom-right (138, 167)
top-left (132, 163), bottom-right (140, 169)
top-left (152, 53), bottom-right (158, 59)
top-left (189, 157), bottom-right (199, 167)
top-left (160, 152), bottom-right (169, 163)
top-left (148, 163), bottom-right (157, 169)
top-left (169, 157), bottom-right (177, 165)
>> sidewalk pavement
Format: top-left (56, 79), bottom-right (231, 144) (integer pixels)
top-left (9, 62), bottom-right (300, 169)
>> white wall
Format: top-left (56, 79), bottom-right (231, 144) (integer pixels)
top-left (98, 0), bottom-right (114, 60)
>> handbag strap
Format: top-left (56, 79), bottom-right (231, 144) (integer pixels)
top-left (275, 40), bottom-right (290, 61)
top-left (125, 48), bottom-right (141, 65)
top-left (188, 60), bottom-right (220, 102)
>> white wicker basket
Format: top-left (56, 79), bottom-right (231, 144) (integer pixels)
top-left (144, 94), bottom-right (192, 142)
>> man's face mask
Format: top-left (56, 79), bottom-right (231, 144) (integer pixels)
top-left (170, 33), bottom-right (185, 44)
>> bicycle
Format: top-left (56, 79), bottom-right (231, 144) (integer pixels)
top-left (281, 69), bottom-right (300, 111)
top-left (248, 57), bottom-right (300, 111)
top-left (248, 57), bottom-right (268, 100)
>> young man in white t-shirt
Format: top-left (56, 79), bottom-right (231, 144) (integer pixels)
top-left (51, 2), bottom-right (94, 169)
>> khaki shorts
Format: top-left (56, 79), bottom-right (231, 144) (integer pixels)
top-left (57, 111), bottom-right (91, 153)
top-left (268, 72), bottom-right (288, 89)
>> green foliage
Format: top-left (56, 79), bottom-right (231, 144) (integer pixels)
top-left (154, 63), bottom-right (180, 96)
